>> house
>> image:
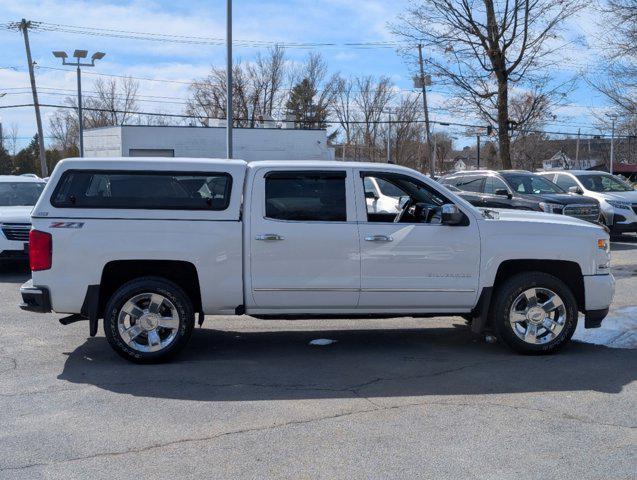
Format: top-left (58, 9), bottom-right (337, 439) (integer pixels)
top-left (542, 150), bottom-right (601, 171)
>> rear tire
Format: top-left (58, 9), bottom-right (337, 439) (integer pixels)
top-left (104, 277), bottom-right (195, 363)
top-left (492, 272), bottom-right (578, 354)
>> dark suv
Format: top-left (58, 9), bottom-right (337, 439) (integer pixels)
top-left (440, 170), bottom-right (601, 223)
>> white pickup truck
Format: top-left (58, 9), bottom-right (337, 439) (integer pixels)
top-left (20, 158), bottom-right (615, 362)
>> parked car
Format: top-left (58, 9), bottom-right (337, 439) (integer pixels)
top-left (538, 170), bottom-right (637, 235)
top-left (0, 175), bottom-right (46, 264)
top-left (21, 158), bottom-right (614, 362)
top-left (363, 175), bottom-right (401, 214)
top-left (439, 170), bottom-right (601, 223)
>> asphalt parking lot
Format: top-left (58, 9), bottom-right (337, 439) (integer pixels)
top-left (1, 237), bottom-right (635, 479)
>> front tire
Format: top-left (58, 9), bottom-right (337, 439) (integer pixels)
top-left (104, 277), bottom-right (195, 363)
top-left (492, 272), bottom-right (578, 354)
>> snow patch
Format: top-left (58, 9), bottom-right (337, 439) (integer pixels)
top-left (573, 306), bottom-right (637, 349)
top-left (309, 338), bottom-right (338, 346)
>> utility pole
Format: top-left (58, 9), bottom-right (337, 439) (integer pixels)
top-left (607, 114), bottom-right (617, 175)
top-left (416, 44), bottom-right (433, 176)
top-left (575, 128), bottom-right (580, 169)
top-left (18, 19), bottom-right (47, 177)
top-left (226, 0), bottom-right (233, 159)
top-left (476, 134), bottom-right (481, 168)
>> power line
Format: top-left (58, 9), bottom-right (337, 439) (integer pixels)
top-left (3, 20), bottom-right (405, 50)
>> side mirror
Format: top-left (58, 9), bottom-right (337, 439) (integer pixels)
top-left (441, 204), bottom-right (465, 226)
top-left (365, 190), bottom-right (379, 200)
top-left (494, 188), bottom-right (511, 198)
top-left (568, 186), bottom-right (583, 195)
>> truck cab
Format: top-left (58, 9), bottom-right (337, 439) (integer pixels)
top-left (21, 158), bottom-right (614, 362)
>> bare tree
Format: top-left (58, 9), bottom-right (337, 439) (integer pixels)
top-left (4, 123), bottom-right (19, 156)
top-left (394, 0), bottom-right (586, 168)
top-left (187, 46), bottom-right (288, 127)
top-left (590, 0), bottom-right (636, 135)
top-left (82, 77), bottom-right (139, 127)
top-left (48, 109), bottom-right (79, 156)
top-left (353, 76), bottom-right (394, 155)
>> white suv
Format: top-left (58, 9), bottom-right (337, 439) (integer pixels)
top-left (540, 170), bottom-right (637, 235)
top-left (0, 175), bottom-right (46, 263)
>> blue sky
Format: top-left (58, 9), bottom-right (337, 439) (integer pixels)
top-left (0, 0), bottom-right (612, 150)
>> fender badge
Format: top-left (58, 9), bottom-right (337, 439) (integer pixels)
top-left (50, 222), bottom-right (84, 229)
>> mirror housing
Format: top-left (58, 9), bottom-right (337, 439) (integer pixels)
top-left (441, 204), bottom-right (465, 226)
top-left (568, 186), bottom-right (583, 195)
top-left (494, 188), bottom-right (511, 198)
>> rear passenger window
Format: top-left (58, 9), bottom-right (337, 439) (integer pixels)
top-left (265, 171), bottom-right (346, 222)
top-left (456, 176), bottom-right (485, 192)
top-left (51, 171), bottom-right (232, 210)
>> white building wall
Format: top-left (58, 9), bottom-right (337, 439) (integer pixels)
top-left (85, 125), bottom-right (334, 161)
top-left (84, 127), bottom-right (123, 157)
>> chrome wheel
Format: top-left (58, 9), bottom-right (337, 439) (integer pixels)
top-left (509, 287), bottom-right (566, 345)
top-left (117, 293), bottom-right (180, 353)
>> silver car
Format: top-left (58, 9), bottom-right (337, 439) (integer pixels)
top-left (539, 170), bottom-right (637, 235)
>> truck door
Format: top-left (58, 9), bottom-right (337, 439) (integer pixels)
top-left (248, 168), bottom-right (360, 310)
top-left (356, 170), bottom-right (480, 310)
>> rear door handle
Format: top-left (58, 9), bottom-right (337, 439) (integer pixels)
top-left (255, 233), bottom-right (284, 241)
top-left (364, 235), bottom-right (393, 242)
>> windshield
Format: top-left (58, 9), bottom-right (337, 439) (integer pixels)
top-left (575, 174), bottom-right (634, 192)
top-left (501, 173), bottom-right (565, 194)
top-left (0, 182), bottom-right (45, 206)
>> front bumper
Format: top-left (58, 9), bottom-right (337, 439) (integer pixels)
top-left (20, 280), bottom-right (51, 313)
top-left (582, 274), bottom-right (614, 328)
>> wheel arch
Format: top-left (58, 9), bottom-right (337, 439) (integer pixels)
top-left (492, 259), bottom-right (584, 312)
top-left (97, 260), bottom-right (203, 321)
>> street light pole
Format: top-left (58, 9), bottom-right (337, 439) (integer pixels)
top-left (226, 0), bottom-right (233, 159)
top-left (52, 50), bottom-right (105, 157)
top-left (76, 60), bottom-right (84, 157)
top-left (386, 110), bottom-right (392, 164)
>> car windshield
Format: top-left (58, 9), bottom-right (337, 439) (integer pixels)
top-left (0, 182), bottom-right (45, 206)
top-left (501, 173), bottom-right (565, 194)
top-left (575, 174), bottom-right (634, 192)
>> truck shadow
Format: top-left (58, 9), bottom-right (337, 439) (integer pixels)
top-left (57, 324), bottom-right (637, 401)
top-left (0, 262), bottom-right (31, 284)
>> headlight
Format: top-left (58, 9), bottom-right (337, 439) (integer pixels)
top-left (607, 200), bottom-right (632, 210)
top-left (539, 202), bottom-right (562, 213)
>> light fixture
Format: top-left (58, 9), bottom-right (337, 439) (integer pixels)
top-left (91, 52), bottom-right (106, 61)
top-left (73, 49), bottom-right (88, 59)
top-left (52, 51), bottom-right (68, 59)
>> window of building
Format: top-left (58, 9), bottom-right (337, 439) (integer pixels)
top-left (51, 170), bottom-right (232, 210)
top-left (265, 171), bottom-right (347, 221)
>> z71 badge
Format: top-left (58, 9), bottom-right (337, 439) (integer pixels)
top-left (50, 222), bottom-right (85, 229)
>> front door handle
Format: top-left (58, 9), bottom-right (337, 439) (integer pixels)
top-left (255, 233), bottom-right (284, 241)
top-left (364, 235), bottom-right (393, 242)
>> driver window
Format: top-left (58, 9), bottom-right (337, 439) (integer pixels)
top-left (362, 173), bottom-right (447, 223)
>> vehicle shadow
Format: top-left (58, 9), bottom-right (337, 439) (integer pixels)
top-left (58, 324), bottom-right (637, 402)
top-left (0, 262), bottom-right (31, 284)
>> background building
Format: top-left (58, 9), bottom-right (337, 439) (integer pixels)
top-left (84, 125), bottom-right (334, 161)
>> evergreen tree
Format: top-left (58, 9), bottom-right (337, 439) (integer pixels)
top-left (285, 78), bottom-right (327, 129)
